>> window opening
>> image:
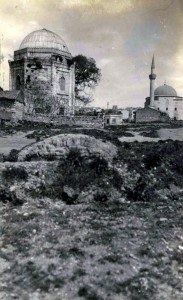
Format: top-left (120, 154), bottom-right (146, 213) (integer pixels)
top-left (60, 76), bottom-right (65, 91)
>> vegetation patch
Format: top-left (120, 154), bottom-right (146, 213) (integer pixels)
top-left (140, 129), bottom-right (159, 138)
top-left (4, 149), bottom-right (19, 162)
top-left (2, 165), bottom-right (28, 182)
top-left (39, 148), bottom-right (118, 203)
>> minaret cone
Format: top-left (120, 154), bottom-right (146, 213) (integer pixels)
top-left (151, 55), bottom-right (155, 70)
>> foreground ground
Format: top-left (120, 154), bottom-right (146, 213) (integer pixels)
top-left (1, 195), bottom-right (183, 300)
top-left (0, 121), bottom-right (183, 299)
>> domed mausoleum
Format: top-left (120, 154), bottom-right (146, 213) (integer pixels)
top-left (9, 29), bottom-right (75, 115)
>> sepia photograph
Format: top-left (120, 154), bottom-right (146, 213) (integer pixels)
top-left (0, 0), bottom-right (183, 299)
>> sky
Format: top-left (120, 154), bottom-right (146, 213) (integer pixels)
top-left (0, 0), bottom-right (183, 108)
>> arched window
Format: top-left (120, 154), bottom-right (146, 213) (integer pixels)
top-left (16, 75), bottom-right (21, 90)
top-left (26, 75), bottom-right (31, 84)
top-left (59, 106), bottom-right (65, 115)
top-left (60, 76), bottom-right (65, 91)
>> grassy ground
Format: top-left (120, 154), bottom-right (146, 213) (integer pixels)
top-left (0, 121), bottom-right (183, 299)
top-left (0, 120), bottom-right (183, 156)
top-left (1, 195), bottom-right (183, 300)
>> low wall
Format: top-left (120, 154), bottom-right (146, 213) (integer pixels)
top-left (23, 113), bottom-right (104, 128)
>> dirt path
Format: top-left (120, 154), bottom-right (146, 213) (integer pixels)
top-left (119, 127), bottom-right (183, 142)
top-left (159, 128), bottom-right (183, 140)
top-left (0, 131), bottom-right (35, 155)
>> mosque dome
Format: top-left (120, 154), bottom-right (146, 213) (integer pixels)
top-left (19, 28), bottom-right (69, 52)
top-left (154, 83), bottom-right (177, 97)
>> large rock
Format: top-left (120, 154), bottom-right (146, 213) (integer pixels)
top-left (18, 134), bottom-right (117, 162)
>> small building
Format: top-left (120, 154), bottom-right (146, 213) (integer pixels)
top-left (134, 107), bottom-right (169, 123)
top-left (0, 89), bottom-right (24, 123)
top-left (104, 114), bottom-right (123, 126)
top-left (125, 107), bottom-right (141, 122)
top-left (121, 109), bottom-right (129, 120)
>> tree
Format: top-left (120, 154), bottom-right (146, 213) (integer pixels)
top-left (25, 78), bottom-right (65, 115)
top-left (25, 88), bottom-right (65, 115)
top-left (25, 84), bottom-right (51, 114)
top-left (72, 55), bottom-right (101, 105)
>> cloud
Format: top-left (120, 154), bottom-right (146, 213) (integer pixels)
top-left (125, 20), bottom-right (163, 57)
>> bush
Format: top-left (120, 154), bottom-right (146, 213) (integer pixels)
top-left (94, 193), bottom-right (108, 203)
top-left (126, 176), bottom-right (156, 202)
top-left (143, 150), bottom-right (162, 169)
top-left (40, 149), bottom-right (117, 200)
top-left (0, 187), bottom-right (23, 205)
top-left (110, 169), bottom-right (124, 190)
top-left (6, 149), bottom-right (19, 162)
top-left (171, 154), bottom-right (183, 175)
top-left (88, 155), bottom-right (108, 175)
top-left (66, 148), bottom-right (84, 168)
top-left (140, 130), bottom-right (159, 138)
top-left (58, 152), bottom-right (109, 191)
top-left (2, 166), bottom-right (28, 181)
top-left (0, 153), bottom-right (5, 162)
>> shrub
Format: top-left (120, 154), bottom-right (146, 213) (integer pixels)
top-left (94, 190), bottom-right (108, 203)
top-left (88, 156), bottom-right (108, 175)
top-left (58, 153), bottom-right (109, 190)
top-left (66, 147), bottom-right (84, 168)
top-left (143, 150), bottom-right (162, 169)
top-left (0, 153), bottom-right (4, 162)
top-left (41, 149), bottom-right (112, 200)
top-left (78, 285), bottom-right (101, 299)
top-left (2, 166), bottom-right (28, 181)
top-left (140, 130), bottom-right (159, 138)
top-left (126, 176), bottom-right (156, 202)
top-left (6, 149), bottom-right (19, 162)
top-left (25, 153), bottom-right (40, 161)
top-left (43, 154), bottom-right (56, 161)
top-left (0, 187), bottom-right (23, 205)
top-left (110, 169), bottom-right (124, 190)
top-left (171, 154), bottom-right (183, 175)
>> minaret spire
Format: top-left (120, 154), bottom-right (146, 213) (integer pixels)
top-left (149, 55), bottom-right (156, 107)
top-left (151, 55), bottom-right (155, 70)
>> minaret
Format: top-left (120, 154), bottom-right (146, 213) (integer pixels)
top-left (149, 55), bottom-right (156, 107)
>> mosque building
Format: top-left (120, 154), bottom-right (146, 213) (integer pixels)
top-left (8, 28), bottom-right (75, 115)
top-left (135, 56), bottom-right (183, 123)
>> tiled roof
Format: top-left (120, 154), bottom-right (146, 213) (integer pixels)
top-left (19, 28), bottom-right (69, 53)
top-left (0, 90), bottom-right (20, 100)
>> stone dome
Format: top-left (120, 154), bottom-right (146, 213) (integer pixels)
top-left (154, 83), bottom-right (177, 97)
top-left (19, 28), bottom-right (69, 52)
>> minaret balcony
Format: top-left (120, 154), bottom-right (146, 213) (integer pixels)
top-left (149, 74), bottom-right (156, 80)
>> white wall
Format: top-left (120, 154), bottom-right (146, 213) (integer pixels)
top-left (154, 97), bottom-right (183, 120)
